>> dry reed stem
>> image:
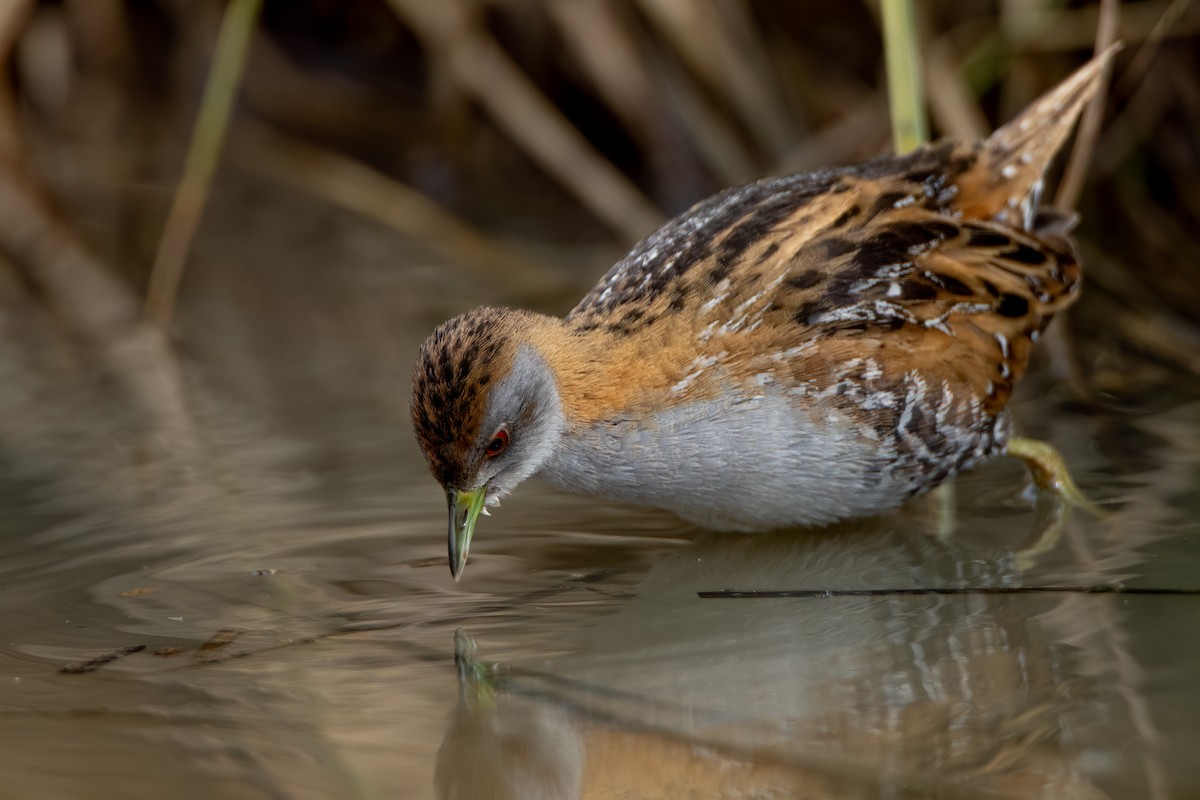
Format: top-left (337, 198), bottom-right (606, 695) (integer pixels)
top-left (780, 94), bottom-right (889, 173)
top-left (648, 40), bottom-right (759, 184)
top-left (386, 0), bottom-right (663, 244)
top-left (923, 30), bottom-right (990, 142)
top-left (543, 1), bottom-right (654, 141)
top-left (1117, 312), bottom-right (1200, 376)
top-left (231, 123), bottom-right (570, 301)
top-left (544, 1), bottom-right (718, 197)
top-left (1115, 0), bottom-right (1195, 97)
top-left (0, 0), bottom-right (33, 55)
top-left (1020, 0), bottom-right (1198, 49)
top-left (1056, 2), bottom-right (1122, 210)
top-left (0, 0), bottom-right (32, 163)
top-left (711, 0), bottom-right (796, 159)
top-left (634, 0), bottom-right (790, 159)
top-left (242, 32), bottom-right (419, 146)
top-left (63, 0), bottom-right (134, 72)
top-left (549, 0), bottom-right (755, 187)
top-left (144, 0), bottom-right (261, 329)
top-left (0, 169), bottom-right (197, 457)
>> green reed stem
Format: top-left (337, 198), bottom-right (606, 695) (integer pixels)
top-left (145, 0), bottom-right (263, 328)
top-left (881, 0), bottom-right (928, 153)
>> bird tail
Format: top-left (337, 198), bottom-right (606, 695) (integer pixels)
top-left (957, 43), bottom-right (1121, 226)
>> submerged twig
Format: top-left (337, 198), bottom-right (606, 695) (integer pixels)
top-left (699, 586), bottom-right (1200, 599)
top-left (59, 644), bottom-right (146, 674)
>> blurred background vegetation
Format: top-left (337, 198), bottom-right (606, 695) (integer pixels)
top-left (0, 0), bottom-right (1197, 493)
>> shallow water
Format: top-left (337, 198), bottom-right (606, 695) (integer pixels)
top-left (2, 371), bottom-right (1200, 800)
top-left (3, 184), bottom-right (1200, 799)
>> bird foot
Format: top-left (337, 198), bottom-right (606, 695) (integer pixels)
top-left (1005, 437), bottom-right (1102, 517)
top-left (927, 482), bottom-right (958, 541)
top-left (1005, 436), bottom-right (1102, 570)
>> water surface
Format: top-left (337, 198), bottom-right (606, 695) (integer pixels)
top-left (2, 184), bottom-right (1199, 799)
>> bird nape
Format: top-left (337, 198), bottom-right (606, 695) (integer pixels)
top-left (410, 46), bottom-right (1118, 580)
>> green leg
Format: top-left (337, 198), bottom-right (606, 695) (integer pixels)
top-left (1005, 436), bottom-right (1102, 570)
top-left (927, 481), bottom-right (958, 541)
top-left (1013, 497), bottom-right (1072, 571)
top-left (1005, 437), bottom-right (1102, 516)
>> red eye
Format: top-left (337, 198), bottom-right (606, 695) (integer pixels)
top-left (484, 429), bottom-right (509, 458)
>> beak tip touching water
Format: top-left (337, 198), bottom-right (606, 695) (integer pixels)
top-left (447, 487), bottom-right (487, 580)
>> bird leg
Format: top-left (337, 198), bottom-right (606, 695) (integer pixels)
top-left (1005, 436), bottom-right (1103, 570)
top-left (1005, 436), bottom-right (1101, 515)
top-left (927, 481), bottom-right (958, 540)
top-left (1013, 497), bottom-right (1072, 571)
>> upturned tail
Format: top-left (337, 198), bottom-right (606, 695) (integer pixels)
top-left (957, 43), bottom-right (1121, 226)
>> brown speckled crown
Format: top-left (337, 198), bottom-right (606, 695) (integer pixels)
top-left (410, 307), bottom-right (517, 488)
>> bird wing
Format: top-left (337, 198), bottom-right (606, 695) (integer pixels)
top-left (566, 46), bottom-right (1114, 416)
top-left (725, 173), bottom-right (1080, 414)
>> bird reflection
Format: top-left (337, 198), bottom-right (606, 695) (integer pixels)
top-left (433, 514), bottom-right (1148, 797)
top-left (434, 630), bottom-right (583, 800)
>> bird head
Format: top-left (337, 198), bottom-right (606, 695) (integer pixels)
top-left (411, 307), bottom-right (565, 580)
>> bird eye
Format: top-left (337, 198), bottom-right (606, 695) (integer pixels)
top-left (484, 429), bottom-right (509, 458)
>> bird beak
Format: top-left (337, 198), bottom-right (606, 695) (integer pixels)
top-left (447, 487), bottom-right (487, 581)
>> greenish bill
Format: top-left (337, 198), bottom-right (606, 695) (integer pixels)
top-left (447, 487), bottom-right (487, 580)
